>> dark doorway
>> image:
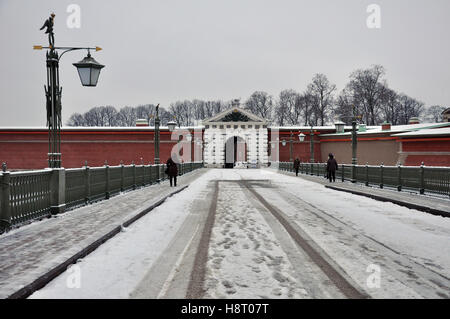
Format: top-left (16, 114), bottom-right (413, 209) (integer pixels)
top-left (225, 136), bottom-right (246, 168)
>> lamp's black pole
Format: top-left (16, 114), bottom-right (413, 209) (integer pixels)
top-left (310, 126), bottom-right (315, 163)
top-left (154, 104), bottom-right (160, 182)
top-left (46, 48), bottom-right (62, 168)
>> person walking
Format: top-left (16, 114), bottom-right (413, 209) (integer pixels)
top-left (293, 158), bottom-right (300, 176)
top-left (166, 157), bottom-right (178, 187)
top-left (326, 153), bottom-right (338, 182)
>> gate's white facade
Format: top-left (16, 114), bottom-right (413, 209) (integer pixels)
top-left (202, 106), bottom-right (268, 167)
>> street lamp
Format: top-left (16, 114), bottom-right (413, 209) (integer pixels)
top-left (167, 121), bottom-right (176, 132)
top-left (34, 13), bottom-right (104, 168)
top-left (298, 133), bottom-right (305, 142)
top-left (73, 51), bottom-right (105, 87)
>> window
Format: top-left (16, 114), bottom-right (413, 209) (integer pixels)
top-left (205, 125), bottom-right (209, 129)
top-left (219, 125), bottom-right (224, 129)
top-left (234, 125), bottom-right (238, 129)
top-left (255, 125), bottom-right (260, 129)
top-left (241, 125), bottom-right (246, 129)
top-left (227, 125), bottom-right (231, 128)
top-left (212, 125), bottom-right (217, 128)
top-left (248, 125), bottom-right (253, 128)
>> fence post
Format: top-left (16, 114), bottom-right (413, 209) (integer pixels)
top-left (105, 160), bottom-right (110, 199)
top-left (84, 161), bottom-right (91, 204)
top-left (156, 163), bottom-right (161, 183)
top-left (132, 161), bottom-right (136, 190)
top-left (365, 162), bottom-right (369, 186)
top-left (0, 164), bottom-right (11, 233)
top-left (380, 163), bottom-right (384, 189)
top-left (351, 164), bottom-right (356, 183)
top-left (397, 164), bottom-right (402, 192)
top-left (420, 162), bottom-right (425, 195)
top-left (120, 160), bottom-right (124, 192)
top-left (50, 168), bottom-right (66, 215)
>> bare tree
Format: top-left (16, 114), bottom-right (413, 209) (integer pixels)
top-left (347, 65), bottom-right (386, 125)
top-left (332, 89), bottom-right (354, 125)
top-left (307, 74), bottom-right (336, 126)
top-left (244, 91), bottom-right (273, 121)
top-left (422, 105), bottom-right (446, 123)
top-left (101, 106), bottom-right (118, 126)
top-left (117, 106), bottom-right (137, 126)
top-left (276, 90), bottom-right (300, 126)
top-left (67, 113), bottom-right (86, 126)
top-left (379, 87), bottom-right (400, 125)
top-left (83, 107), bottom-right (104, 126)
top-left (397, 94), bottom-right (424, 124)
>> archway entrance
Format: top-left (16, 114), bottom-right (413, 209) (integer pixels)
top-left (225, 136), bottom-right (247, 168)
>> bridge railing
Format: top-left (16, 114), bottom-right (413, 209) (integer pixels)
top-left (278, 162), bottom-right (450, 197)
top-left (0, 162), bottom-right (204, 232)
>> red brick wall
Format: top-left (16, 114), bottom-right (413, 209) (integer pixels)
top-left (0, 130), bottom-right (201, 169)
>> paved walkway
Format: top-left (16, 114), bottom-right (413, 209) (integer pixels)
top-left (275, 169), bottom-right (449, 217)
top-left (0, 169), bottom-right (207, 299)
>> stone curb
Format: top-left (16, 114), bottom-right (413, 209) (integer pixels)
top-left (7, 185), bottom-right (189, 299)
top-left (325, 185), bottom-right (449, 218)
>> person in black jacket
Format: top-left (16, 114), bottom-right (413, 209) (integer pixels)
top-left (293, 158), bottom-right (300, 176)
top-left (166, 157), bottom-right (178, 187)
top-left (326, 153), bottom-right (338, 182)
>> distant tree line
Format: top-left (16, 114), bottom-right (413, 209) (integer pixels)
top-left (67, 65), bottom-right (447, 127)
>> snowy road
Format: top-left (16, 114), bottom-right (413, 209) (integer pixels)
top-left (30, 169), bottom-right (450, 299)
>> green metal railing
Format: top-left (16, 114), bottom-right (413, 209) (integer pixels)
top-left (0, 162), bottom-right (203, 232)
top-left (278, 162), bottom-right (450, 197)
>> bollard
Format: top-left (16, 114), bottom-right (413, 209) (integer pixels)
top-left (380, 163), bottom-right (384, 189)
top-left (84, 161), bottom-right (91, 204)
top-left (50, 168), bottom-right (66, 215)
top-left (0, 169), bottom-right (11, 233)
top-left (341, 164), bottom-right (344, 182)
top-left (120, 161), bottom-right (124, 192)
top-left (132, 161), bottom-right (136, 190)
top-left (397, 164), bottom-right (402, 192)
top-left (419, 162), bottom-right (425, 195)
top-left (365, 163), bottom-right (369, 186)
top-left (351, 164), bottom-right (356, 183)
top-left (105, 160), bottom-right (110, 199)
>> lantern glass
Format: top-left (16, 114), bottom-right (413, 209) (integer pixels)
top-left (167, 121), bottom-right (176, 131)
top-left (282, 139), bottom-right (286, 146)
top-left (186, 134), bottom-right (192, 142)
top-left (298, 133), bottom-right (305, 142)
top-left (73, 53), bottom-right (105, 87)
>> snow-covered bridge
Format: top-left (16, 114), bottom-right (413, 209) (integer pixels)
top-left (1, 168), bottom-right (449, 299)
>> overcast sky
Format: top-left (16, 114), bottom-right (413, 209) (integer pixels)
top-left (0, 0), bottom-right (449, 126)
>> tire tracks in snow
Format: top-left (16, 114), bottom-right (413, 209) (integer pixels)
top-left (240, 180), bottom-right (368, 299)
top-left (260, 181), bottom-right (450, 299)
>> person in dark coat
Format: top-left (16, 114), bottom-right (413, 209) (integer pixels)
top-left (166, 157), bottom-right (178, 187)
top-left (326, 153), bottom-right (338, 182)
top-left (293, 158), bottom-right (300, 176)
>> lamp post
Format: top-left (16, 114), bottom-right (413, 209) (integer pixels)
top-left (34, 13), bottom-right (104, 168)
top-left (154, 104), bottom-right (160, 173)
top-left (339, 109), bottom-right (361, 183)
top-left (289, 131), bottom-right (293, 162)
top-left (309, 126), bottom-right (315, 163)
top-left (186, 132), bottom-right (192, 162)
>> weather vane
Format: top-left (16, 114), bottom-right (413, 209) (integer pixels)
top-left (40, 12), bottom-right (55, 47)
